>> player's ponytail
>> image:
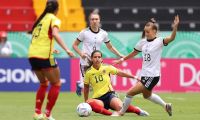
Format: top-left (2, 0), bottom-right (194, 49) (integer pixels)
top-left (29, 1), bottom-right (58, 34)
top-left (141, 31), bottom-right (145, 38)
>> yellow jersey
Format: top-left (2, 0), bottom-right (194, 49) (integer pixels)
top-left (28, 13), bottom-right (61, 59)
top-left (84, 64), bottom-right (118, 98)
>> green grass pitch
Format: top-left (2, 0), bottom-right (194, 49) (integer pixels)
top-left (0, 92), bottom-right (199, 120)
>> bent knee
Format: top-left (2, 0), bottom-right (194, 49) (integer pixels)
top-left (86, 99), bottom-right (94, 103)
top-left (50, 81), bottom-right (61, 86)
top-left (40, 80), bottom-right (49, 86)
top-left (143, 93), bottom-right (151, 99)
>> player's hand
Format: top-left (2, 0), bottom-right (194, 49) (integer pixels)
top-left (80, 53), bottom-right (88, 59)
top-left (112, 58), bottom-right (124, 65)
top-left (67, 51), bottom-right (75, 57)
top-left (53, 49), bottom-right (60, 54)
top-left (133, 75), bottom-right (141, 81)
top-left (173, 15), bottom-right (179, 28)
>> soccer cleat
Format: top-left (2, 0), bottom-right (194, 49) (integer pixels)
top-left (136, 107), bottom-right (150, 116)
top-left (76, 82), bottom-right (82, 96)
top-left (139, 110), bottom-right (149, 116)
top-left (44, 115), bottom-right (55, 120)
top-left (33, 113), bottom-right (44, 120)
top-left (165, 103), bottom-right (172, 116)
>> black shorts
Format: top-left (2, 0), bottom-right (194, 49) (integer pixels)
top-left (80, 64), bottom-right (91, 77)
top-left (29, 58), bottom-right (57, 70)
top-left (95, 91), bottom-right (118, 110)
top-left (141, 76), bottom-right (160, 91)
top-left (80, 64), bottom-right (86, 77)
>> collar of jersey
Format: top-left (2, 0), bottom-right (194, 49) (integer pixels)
top-left (147, 37), bottom-right (157, 42)
top-left (89, 27), bottom-right (100, 34)
top-left (92, 64), bottom-right (102, 70)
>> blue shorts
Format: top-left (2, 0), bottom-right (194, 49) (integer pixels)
top-left (29, 58), bottom-right (57, 70)
top-left (95, 91), bottom-right (118, 110)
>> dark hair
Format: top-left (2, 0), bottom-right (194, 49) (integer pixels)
top-left (141, 18), bottom-right (158, 38)
top-left (83, 50), bottom-right (102, 72)
top-left (91, 50), bottom-right (102, 58)
top-left (29, 1), bottom-right (58, 34)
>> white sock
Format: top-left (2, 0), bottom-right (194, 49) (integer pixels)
top-left (78, 72), bottom-right (84, 88)
top-left (120, 95), bottom-right (133, 114)
top-left (79, 81), bottom-right (84, 88)
top-left (147, 93), bottom-right (166, 108)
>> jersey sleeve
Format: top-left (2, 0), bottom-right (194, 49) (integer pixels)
top-left (51, 17), bottom-right (61, 29)
top-left (134, 40), bottom-right (143, 52)
top-left (103, 31), bottom-right (110, 43)
top-left (162, 37), bottom-right (168, 46)
top-left (108, 65), bottom-right (118, 75)
top-left (84, 72), bottom-right (90, 85)
top-left (77, 30), bottom-right (84, 42)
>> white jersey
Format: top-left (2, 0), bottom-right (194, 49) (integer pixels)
top-left (134, 37), bottom-right (167, 77)
top-left (77, 27), bottom-right (110, 65)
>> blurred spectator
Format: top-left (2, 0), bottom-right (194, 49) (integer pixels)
top-left (0, 31), bottom-right (13, 57)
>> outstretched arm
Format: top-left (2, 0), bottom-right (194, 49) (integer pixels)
top-left (106, 42), bottom-right (124, 58)
top-left (52, 27), bottom-right (74, 57)
top-left (113, 49), bottom-right (139, 65)
top-left (72, 39), bottom-right (88, 59)
top-left (116, 69), bottom-right (140, 81)
top-left (164, 15), bottom-right (180, 44)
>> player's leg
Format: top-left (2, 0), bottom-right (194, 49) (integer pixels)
top-left (110, 97), bottom-right (147, 116)
top-left (33, 70), bottom-right (49, 120)
top-left (43, 67), bottom-right (61, 119)
top-left (118, 82), bottom-right (144, 115)
top-left (142, 77), bottom-right (172, 116)
top-left (86, 99), bottom-right (112, 115)
top-left (76, 64), bottom-right (85, 96)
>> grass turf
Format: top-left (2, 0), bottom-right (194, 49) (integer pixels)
top-left (0, 92), bottom-right (199, 120)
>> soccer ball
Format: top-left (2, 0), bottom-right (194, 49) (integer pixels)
top-left (76, 102), bottom-right (92, 117)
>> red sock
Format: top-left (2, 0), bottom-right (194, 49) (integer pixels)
top-left (126, 105), bottom-right (140, 115)
top-left (35, 85), bottom-right (48, 114)
top-left (45, 85), bottom-right (60, 117)
top-left (88, 101), bottom-right (112, 115)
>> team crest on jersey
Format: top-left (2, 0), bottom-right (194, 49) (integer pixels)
top-left (102, 69), bottom-right (106, 74)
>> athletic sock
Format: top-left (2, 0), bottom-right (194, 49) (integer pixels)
top-left (120, 95), bottom-right (133, 114)
top-left (35, 85), bottom-right (48, 114)
top-left (45, 85), bottom-right (60, 117)
top-left (88, 101), bottom-right (112, 115)
top-left (126, 105), bottom-right (140, 115)
top-left (147, 93), bottom-right (166, 108)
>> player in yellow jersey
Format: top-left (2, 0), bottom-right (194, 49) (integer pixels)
top-left (84, 50), bottom-right (149, 116)
top-left (29, 1), bottom-right (74, 120)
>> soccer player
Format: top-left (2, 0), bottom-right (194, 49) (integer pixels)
top-left (112, 15), bottom-right (179, 117)
top-left (28, 1), bottom-right (74, 120)
top-left (0, 31), bottom-right (13, 57)
top-left (84, 50), bottom-right (149, 116)
top-left (73, 10), bottom-right (124, 96)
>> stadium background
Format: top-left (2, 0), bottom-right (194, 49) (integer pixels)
top-left (0, 0), bottom-right (200, 120)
